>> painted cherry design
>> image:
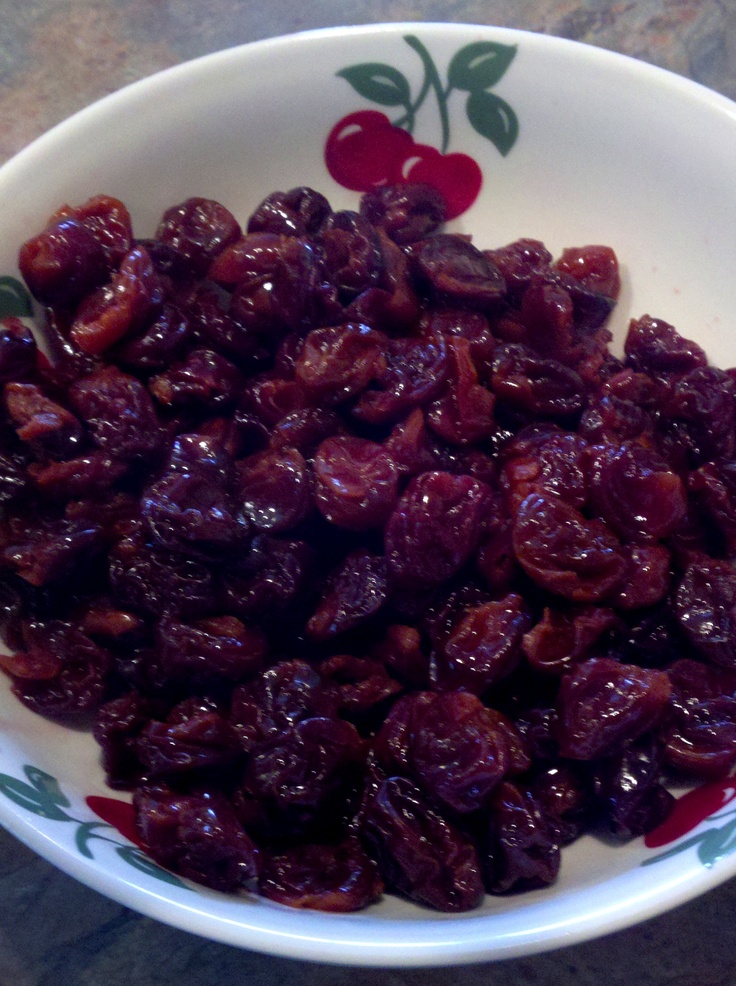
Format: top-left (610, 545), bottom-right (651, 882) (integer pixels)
top-left (325, 111), bottom-right (413, 193)
top-left (644, 778), bottom-right (736, 849)
top-left (325, 112), bottom-right (482, 221)
top-left (326, 35), bottom-right (519, 221)
top-left (86, 794), bottom-right (143, 847)
top-left (398, 143), bottom-right (482, 221)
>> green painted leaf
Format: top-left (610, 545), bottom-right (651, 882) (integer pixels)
top-left (696, 817), bottom-right (736, 867)
top-left (641, 833), bottom-right (704, 866)
top-left (337, 63), bottom-right (412, 107)
top-left (0, 772), bottom-right (71, 821)
top-left (74, 821), bottom-right (111, 859)
top-left (466, 90), bottom-right (519, 156)
top-left (24, 765), bottom-right (71, 808)
top-left (115, 844), bottom-right (189, 889)
top-left (0, 277), bottom-right (32, 318)
top-left (448, 42), bottom-right (517, 92)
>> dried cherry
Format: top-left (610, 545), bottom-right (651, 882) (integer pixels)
top-left (361, 775), bottom-right (485, 912)
top-left (513, 492), bottom-right (626, 602)
top-left (557, 658), bottom-right (672, 759)
top-left (385, 471), bottom-right (492, 587)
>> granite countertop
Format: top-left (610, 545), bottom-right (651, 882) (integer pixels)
top-left (1, 2), bottom-right (736, 984)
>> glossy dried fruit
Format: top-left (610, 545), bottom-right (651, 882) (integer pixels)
top-left (436, 594), bottom-right (531, 693)
top-left (491, 344), bottom-right (586, 419)
top-left (134, 784), bottom-right (259, 893)
top-left (360, 183), bottom-right (446, 245)
top-left (484, 781), bottom-right (561, 893)
top-left (19, 217), bottom-right (109, 307)
top-left (307, 550), bottom-right (388, 641)
top-left (259, 838), bottom-right (383, 911)
top-left (236, 445), bottom-right (312, 533)
top-left (247, 186), bottom-right (331, 238)
top-left (313, 436), bottom-right (398, 531)
top-left (557, 658), bottom-right (672, 759)
top-left (674, 561), bottom-right (736, 669)
top-left (245, 716), bottom-right (366, 838)
top-left (512, 492), bottom-right (626, 602)
top-left (587, 442), bottom-right (686, 542)
top-left (361, 775), bottom-right (485, 912)
top-left (410, 692), bottom-right (516, 813)
top-left (155, 197), bottom-right (241, 276)
top-left (593, 738), bottom-right (675, 838)
top-left (385, 471), bottom-right (492, 587)
top-left (412, 234), bottom-right (505, 309)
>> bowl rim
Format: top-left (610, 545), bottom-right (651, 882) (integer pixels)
top-left (1, 19), bottom-right (736, 968)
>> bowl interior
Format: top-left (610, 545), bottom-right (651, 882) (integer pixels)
top-left (0, 22), bottom-right (735, 967)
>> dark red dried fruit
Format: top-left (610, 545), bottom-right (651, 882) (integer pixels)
top-left (513, 492), bottom-right (626, 602)
top-left (412, 234), bottom-right (505, 309)
top-left (0, 318), bottom-right (38, 384)
top-left (5, 382), bottom-right (84, 461)
top-left (8, 621), bottom-right (111, 717)
top-left (352, 330), bottom-right (448, 425)
top-left (557, 658), bottom-right (672, 759)
top-left (593, 738), bottom-right (675, 838)
top-left (137, 705), bottom-right (241, 777)
top-left (484, 781), bottom-right (560, 893)
top-left (155, 197), bottom-right (241, 277)
top-left (247, 186), bottom-right (331, 238)
top-left (625, 314), bottom-right (707, 375)
top-left (360, 183), bottom-right (446, 245)
top-left (108, 529), bottom-right (218, 618)
top-left (675, 561), bottom-right (736, 669)
top-left (229, 659), bottom-right (332, 752)
top-left (50, 195), bottom-right (133, 267)
top-left (149, 348), bottom-right (244, 410)
top-left (156, 614), bottom-right (267, 682)
top-left (69, 365), bottom-right (163, 462)
top-left (294, 324), bottom-right (386, 406)
top-left (236, 445), bottom-right (312, 533)
top-left (70, 245), bottom-right (164, 355)
top-left (245, 716), bottom-right (366, 838)
top-left (522, 605), bottom-right (619, 676)
top-left (410, 692), bottom-right (516, 813)
top-left (313, 436), bottom-right (398, 531)
top-left (588, 442), bottom-right (687, 542)
top-left (491, 344), bottom-right (586, 419)
top-left (307, 550), bottom-right (388, 641)
top-left (385, 471), bottom-right (492, 587)
top-left (501, 424), bottom-right (588, 511)
top-left (134, 784), bottom-right (259, 893)
top-left (361, 775), bottom-right (485, 912)
top-left (426, 336), bottom-right (495, 446)
top-left (319, 210), bottom-right (385, 301)
top-left (259, 838), bottom-right (383, 911)
top-left (436, 594), bottom-right (531, 693)
top-left (555, 244), bottom-right (620, 299)
top-left (142, 434), bottom-right (248, 558)
top-left (19, 217), bottom-right (109, 307)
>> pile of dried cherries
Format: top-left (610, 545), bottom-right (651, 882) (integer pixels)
top-left (0, 182), bottom-right (734, 913)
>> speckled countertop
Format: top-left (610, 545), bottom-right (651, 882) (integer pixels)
top-left (1, 2), bottom-right (736, 985)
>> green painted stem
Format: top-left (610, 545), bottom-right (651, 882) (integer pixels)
top-left (403, 35), bottom-right (451, 152)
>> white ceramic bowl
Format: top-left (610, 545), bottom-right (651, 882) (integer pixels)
top-left (0, 21), bottom-right (735, 968)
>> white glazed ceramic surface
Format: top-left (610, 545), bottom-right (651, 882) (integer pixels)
top-left (0, 22), bottom-right (735, 968)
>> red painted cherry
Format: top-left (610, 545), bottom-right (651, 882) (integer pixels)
top-left (644, 778), bottom-right (736, 849)
top-left (325, 111), bottom-right (413, 192)
top-left (86, 794), bottom-right (142, 846)
top-left (398, 143), bottom-right (482, 220)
